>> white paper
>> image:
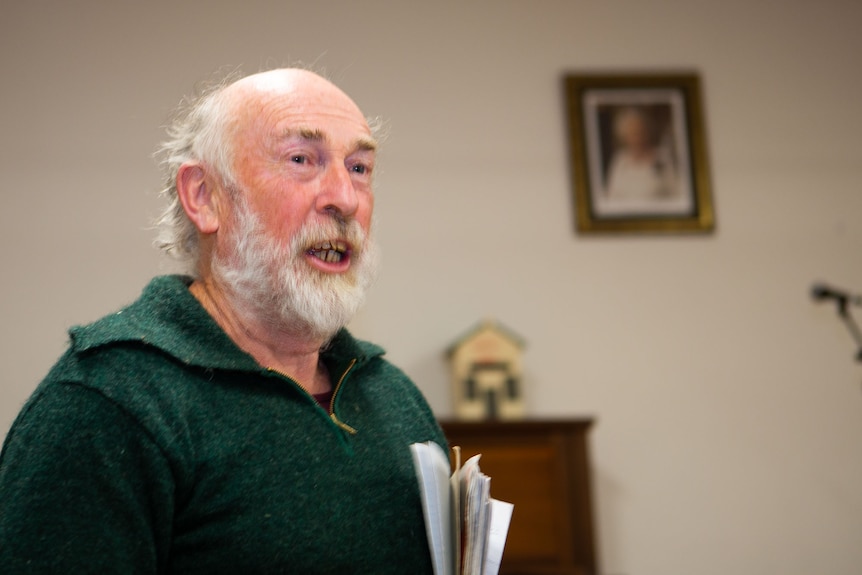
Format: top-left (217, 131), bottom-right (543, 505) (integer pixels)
top-left (482, 499), bottom-right (514, 575)
top-left (410, 441), bottom-right (455, 575)
top-left (411, 442), bottom-right (513, 575)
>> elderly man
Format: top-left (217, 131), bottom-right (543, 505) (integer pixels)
top-left (0, 69), bottom-right (446, 573)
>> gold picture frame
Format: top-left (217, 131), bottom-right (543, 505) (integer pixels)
top-left (564, 72), bottom-right (715, 234)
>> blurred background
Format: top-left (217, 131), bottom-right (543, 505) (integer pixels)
top-left (2, 1), bottom-right (862, 573)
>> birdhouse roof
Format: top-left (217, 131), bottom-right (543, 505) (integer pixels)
top-left (445, 319), bottom-right (526, 357)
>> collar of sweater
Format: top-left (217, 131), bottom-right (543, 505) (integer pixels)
top-left (67, 275), bottom-right (384, 374)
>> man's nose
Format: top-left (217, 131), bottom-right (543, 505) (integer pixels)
top-left (316, 163), bottom-right (359, 219)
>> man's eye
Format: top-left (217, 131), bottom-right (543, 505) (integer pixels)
top-left (351, 164), bottom-right (369, 175)
top-left (291, 155), bottom-right (307, 164)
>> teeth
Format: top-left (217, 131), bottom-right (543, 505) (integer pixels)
top-left (311, 240), bottom-right (347, 252)
top-left (309, 240), bottom-right (347, 263)
top-left (323, 249), bottom-right (342, 263)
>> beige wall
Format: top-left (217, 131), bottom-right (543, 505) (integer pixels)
top-left (3, 1), bottom-right (862, 573)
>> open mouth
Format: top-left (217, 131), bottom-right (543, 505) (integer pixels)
top-left (308, 240), bottom-right (349, 264)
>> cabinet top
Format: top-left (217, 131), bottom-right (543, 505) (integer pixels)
top-left (438, 417), bottom-right (594, 432)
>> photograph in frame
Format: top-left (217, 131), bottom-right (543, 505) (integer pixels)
top-left (564, 73), bottom-right (715, 234)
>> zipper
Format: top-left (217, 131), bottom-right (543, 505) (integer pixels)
top-left (329, 358), bottom-right (358, 434)
top-left (265, 357), bottom-right (359, 435)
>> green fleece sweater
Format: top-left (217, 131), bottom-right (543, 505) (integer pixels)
top-left (0, 275), bottom-right (446, 574)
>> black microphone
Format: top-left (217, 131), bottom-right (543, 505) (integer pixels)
top-left (811, 283), bottom-right (862, 306)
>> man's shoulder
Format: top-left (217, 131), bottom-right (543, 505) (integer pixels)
top-left (30, 275), bottom-right (256, 420)
top-left (35, 276), bottom-right (188, 389)
top-left (68, 275), bottom-right (193, 351)
top-left (66, 275), bottom-right (256, 373)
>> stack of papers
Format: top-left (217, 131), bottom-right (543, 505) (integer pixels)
top-left (410, 441), bottom-right (514, 575)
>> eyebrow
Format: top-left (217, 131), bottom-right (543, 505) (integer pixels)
top-left (281, 127), bottom-right (378, 153)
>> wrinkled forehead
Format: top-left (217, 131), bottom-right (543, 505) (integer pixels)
top-left (221, 71), bottom-right (375, 158)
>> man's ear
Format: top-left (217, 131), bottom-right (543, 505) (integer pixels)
top-left (176, 163), bottom-right (221, 234)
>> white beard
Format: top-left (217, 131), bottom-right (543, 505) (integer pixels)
top-left (211, 195), bottom-right (380, 343)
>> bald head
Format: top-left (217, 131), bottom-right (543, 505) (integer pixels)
top-left (226, 69), bottom-right (364, 111)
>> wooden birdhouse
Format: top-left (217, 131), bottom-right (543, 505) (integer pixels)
top-left (446, 319), bottom-right (526, 421)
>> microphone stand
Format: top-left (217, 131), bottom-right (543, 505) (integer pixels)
top-left (812, 284), bottom-right (862, 400)
top-left (820, 291), bottom-right (862, 362)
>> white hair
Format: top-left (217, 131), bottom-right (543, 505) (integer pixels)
top-left (153, 73), bottom-right (241, 272)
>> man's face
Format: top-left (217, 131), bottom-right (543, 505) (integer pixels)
top-left (210, 71), bottom-right (380, 338)
top-left (225, 72), bottom-right (376, 268)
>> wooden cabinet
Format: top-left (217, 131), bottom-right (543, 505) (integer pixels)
top-left (439, 419), bottom-right (598, 575)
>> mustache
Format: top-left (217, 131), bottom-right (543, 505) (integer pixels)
top-left (289, 215), bottom-right (368, 257)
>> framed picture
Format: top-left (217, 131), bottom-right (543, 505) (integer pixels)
top-left (564, 72), bottom-right (714, 233)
